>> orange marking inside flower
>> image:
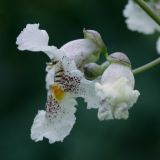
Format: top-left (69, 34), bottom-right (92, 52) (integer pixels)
top-left (50, 84), bottom-right (65, 101)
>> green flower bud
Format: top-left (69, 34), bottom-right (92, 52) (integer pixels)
top-left (84, 63), bottom-right (101, 80)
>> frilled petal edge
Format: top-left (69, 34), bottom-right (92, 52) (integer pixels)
top-left (95, 77), bottom-right (140, 120)
top-left (123, 0), bottom-right (160, 34)
top-left (31, 96), bottom-right (77, 144)
top-left (16, 24), bottom-right (49, 51)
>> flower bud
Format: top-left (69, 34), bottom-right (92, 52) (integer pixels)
top-left (83, 63), bottom-right (101, 80)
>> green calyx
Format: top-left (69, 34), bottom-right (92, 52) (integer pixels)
top-left (83, 63), bottom-right (102, 80)
top-left (83, 28), bottom-right (108, 55)
top-left (83, 61), bottom-right (110, 80)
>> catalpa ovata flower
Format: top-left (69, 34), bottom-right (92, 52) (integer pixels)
top-left (123, 0), bottom-right (160, 34)
top-left (123, 0), bottom-right (160, 53)
top-left (95, 52), bottom-right (140, 120)
top-left (16, 24), bottom-right (100, 143)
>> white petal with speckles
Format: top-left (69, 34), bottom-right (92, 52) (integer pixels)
top-left (31, 96), bottom-right (77, 144)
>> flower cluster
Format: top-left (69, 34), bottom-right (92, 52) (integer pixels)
top-left (123, 0), bottom-right (160, 53)
top-left (16, 24), bottom-right (140, 144)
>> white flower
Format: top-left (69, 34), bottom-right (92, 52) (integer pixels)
top-left (16, 24), bottom-right (100, 143)
top-left (95, 52), bottom-right (140, 120)
top-left (60, 29), bottom-right (106, 70)
top-left (123, 0), bottom-right (160, 34)
top-left (123, 0), bottom-right (160, 54)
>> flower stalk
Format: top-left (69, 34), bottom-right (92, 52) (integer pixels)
top-left (134, 0), bottom-right (160, 26)
top-left (85, 57), bottom-right (160, 78)
top-left (133, 57), bottom-right (160, 74)
top-left (84, 61), bottom-right (110, 80)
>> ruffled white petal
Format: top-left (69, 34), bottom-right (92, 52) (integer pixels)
top-left (45, 48), bottom-right (99, 109)
top-left (45, 48), bottom-right (78, 90)
top-left (97, 101), bottom-right (114, 120)
top-left (83, 86), bottom-right (101, 109)
top-left (95, 77), bottom-right (140, 120)
top-left (46, 65), bottom-right (100, 109)
top-left (123, 0), bottom-right (160, 34)
top-left (44, 46), bottom-right (77, 70)
top-left (79, 76), bottom-right (101, 109)
top-left (16, 24), bottom-right (66, 59)
top-left (16, 24), bottom-right (49, 51)
top-left (156, 37), bottom-right (160, 54)
top-left (45, 47), bottom-right (99, 110)
top-left (31, 96), bottom-right (77, 144)
top-left (66, 70), bottom-right (102, 110)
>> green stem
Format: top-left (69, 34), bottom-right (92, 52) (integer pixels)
top-left (133, 57), bottom-right (160, 75)
top-left (85, 58), bottom-right (160, 79)
top-left (100, 61), bottom-right (110, 73)
top-left (131, 1), bottom-right (160, 74)
top-left (84, 61), bottom-right (110, 80)
top-left (100, 58), bottom-right (160, 75)
top-left (134, 0), bottom-right (160, 26)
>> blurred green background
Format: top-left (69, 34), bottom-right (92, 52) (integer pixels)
top-left (1, 0), bottom-right (160, 160)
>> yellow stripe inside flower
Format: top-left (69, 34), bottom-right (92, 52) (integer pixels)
top-left (50, 83), bottom-right (65, 101)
